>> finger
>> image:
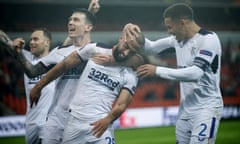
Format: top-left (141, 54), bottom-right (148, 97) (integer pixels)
top-left (131, 27), bottom-right (141, 38)
top-left (96, 130), bottom-right (104, 138)
top-left (126, 29), bottom-right (135, 41)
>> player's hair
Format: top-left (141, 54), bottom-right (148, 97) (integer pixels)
top-left (33, 27), bottom-right (52, 41)
top-left (73, 8), bottom-right (96, 27)
top-left (163, 3), bottom-right (194, 21)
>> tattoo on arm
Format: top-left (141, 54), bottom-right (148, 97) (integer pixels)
top-left (16, 52), bottom-right (49, 78)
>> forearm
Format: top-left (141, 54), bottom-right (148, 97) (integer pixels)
top-left (15, 51), bottom-right (48, 78)
top-left (105, 102), bottom-right (129, 123)
top-left (105, 90), bottom-right (132, 123)
top-left (144, 37), bottom-right (172, 54)
top-left (156, 65), bottom-right (204, 81)
top-left (34, 60), bottom-right (66, 90)
top-left (37, 52), bottom-right (81, 89)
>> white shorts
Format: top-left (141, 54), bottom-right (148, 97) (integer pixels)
top-left (62, 114), bottom-right (115, 144)
top-left (176, 108), bottom-right (222, 144)
top-left (41, 109), bottom-right (69, 144)
top-left (25, 124), bottom-right (42, 144)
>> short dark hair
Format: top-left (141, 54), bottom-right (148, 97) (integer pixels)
top-left (73, 8), bottom-right (96, 27)
top-left (163, 3), bottom-right (194, 21)
top-left (33, 27), bottom-right (52, 41)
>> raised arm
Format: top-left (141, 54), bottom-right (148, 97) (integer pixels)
top-left (88, 0), bottom-right (100, 15)
top-left (91, 89), bottom-right (133, 138)
top-left (12, 38), bottom-right (50, 78)
top-left (30, 51), bottom-right (82, 107)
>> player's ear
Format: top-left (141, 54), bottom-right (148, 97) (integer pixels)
top-left (86, 24), bottom-right (93, 32)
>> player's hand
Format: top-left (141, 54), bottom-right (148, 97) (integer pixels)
top-left (30, 84), bottom-right (42, 108)
top-left (137, 64), bottom-right (157, 79)
top-left (88, 0), bottom-right (100, 15)
top-left (123, 23), bottom-right (141, 41)
top-left (12, 38), bottom-right (25, 53)
top-left (122, 23), bottom-right (143, 52)
top-left (92, 53), bottom-right (114, 66)
top-left (90, 118), bottom-right (111, 138)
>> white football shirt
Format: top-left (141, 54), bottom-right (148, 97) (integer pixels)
top-left (22, 49), bottom-right (56, 126)
top-left (69, 45), bottom-right (138, 122)
top-left (39, 44), bottom-right (94, 116)
top-left (144, 29), bottom-right (223, 119)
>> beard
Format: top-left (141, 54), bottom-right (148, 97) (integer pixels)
top-left (113, 48), bottom-right (129, 62)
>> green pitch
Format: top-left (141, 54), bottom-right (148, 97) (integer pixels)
top-left (0, 119), bottom-right (239, 144)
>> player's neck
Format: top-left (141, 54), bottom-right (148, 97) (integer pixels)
top-left (73, 34), bottom-right (91, 47)
top-left (34, 49), bottom-right (49, 58)
top-left (186, 22), bottom-right (200, 40)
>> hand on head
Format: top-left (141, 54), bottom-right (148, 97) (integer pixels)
top-left (122, 23), bottom-right (144, 53)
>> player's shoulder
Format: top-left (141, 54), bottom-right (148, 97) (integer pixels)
top-left (199, 29), bottom-right (220, 42)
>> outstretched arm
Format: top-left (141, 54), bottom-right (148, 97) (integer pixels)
top-left (12, 38), bottom-right (50, 78)
top-left (90, 89), bottom-right (133, 138)
top-left (30, 51), bottom-right (82, 107)
top-left (137, 64), bottom-right (204, 81)
top-left (92, 53), bottom-right (148, 69)
top-left (0, 31), bottom-right (48, 77)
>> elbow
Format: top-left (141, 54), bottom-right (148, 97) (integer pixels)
top-left (187, 67), bottom-right (204, 81)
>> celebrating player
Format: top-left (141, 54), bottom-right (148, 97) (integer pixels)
top-left (124, 3), bottom-right (223, 144)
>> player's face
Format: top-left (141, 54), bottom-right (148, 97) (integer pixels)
top-left (164, 17), bottom-right (185, 41)
top-left (68, 12), bottom-right (91, 39)
top-left (113, 37), bottom-right (136, 62)
top-left (29, 30), bottom-right (49, 57)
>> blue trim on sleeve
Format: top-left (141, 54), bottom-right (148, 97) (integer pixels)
top-left (193, 57), bottom-right (210, 72)
top-left (122, 87), bottom-right (135, 96)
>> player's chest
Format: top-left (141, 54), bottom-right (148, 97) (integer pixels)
top-left (175, 40), bottom-right (200, 66)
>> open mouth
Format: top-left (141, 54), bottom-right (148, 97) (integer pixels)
top-left (68, 27), bottom-right (76, 33)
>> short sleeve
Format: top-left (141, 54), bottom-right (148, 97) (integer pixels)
top-left (40, 47), bottom-right (62, 67)
top-left (122, 68), bottom-right (138, 96)
top-left (194, 33), bottom-right (221, 72)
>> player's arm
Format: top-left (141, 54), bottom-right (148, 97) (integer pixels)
top-left (0, 30), bottom-right (18, 58)
top-left (30, 51), bottom-right (82, 107)
top-left (123, 23), bottom-right (173, 54)
top-left (12, 38), bottom-right (50, 78)
top-left (91, 89), bottom-right (133, 138)
top-left (144, 35), bottom-right (219, 81)
top-left (137, 64), bottom-right (204, 81)
top-left (88, 0), bottom-right (100, 15)
top-left (93, 53), bottom-right (148, 69)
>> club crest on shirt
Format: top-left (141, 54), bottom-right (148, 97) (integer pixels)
top-left (88, 68), bottom-right (120, 91)
top-left (191, 47), bottom-right (197, 55)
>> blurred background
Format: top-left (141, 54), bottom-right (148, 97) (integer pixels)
top-left (0, 0), bottom-right (240, 139)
